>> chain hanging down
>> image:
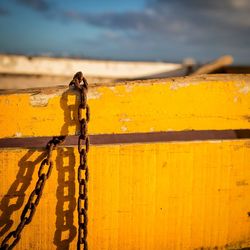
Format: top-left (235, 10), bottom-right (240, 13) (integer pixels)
top-left (0, 136), bottom-right (65, 250)
top-left (69, 72), bottom-right (90, 250)
top-left (0, 72), bottom-right (89, 250)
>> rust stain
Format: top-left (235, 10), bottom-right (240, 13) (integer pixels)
top-left (243, 115), bottom-right (250, 122)
top-left (225, 239), bottom-right (250, 250)
top-left (236, 180), bottom-right (248, 186)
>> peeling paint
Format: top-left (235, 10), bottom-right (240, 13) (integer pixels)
top-left (109, 86), bottom-right (118, 93)
top-left (121, 126), bottom-right (128, 132)
top-left (14, 132), bottom-right (22, 137)
top-left (29, 88), bottom-right (101, 106)
top-left (120, 117), bottom-right (131, 122)
top-left (125, 85), bottom-right (133, 92)
top-left (30, 93), bottom-right (56, 107)
top-left (208, 140), bottom-right (222, 144)
top-left (88, 89), bottom-right (102, 99)
top-left (239, 84), bottom-right (250, 94)
top-left (169, 81), bottom-right (199, 90)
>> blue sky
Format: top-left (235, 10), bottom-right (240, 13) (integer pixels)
top-left (0, 0), bottom-right (249, 64)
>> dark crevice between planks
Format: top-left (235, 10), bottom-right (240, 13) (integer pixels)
top-left (0, 130), bottom-right (249, 148)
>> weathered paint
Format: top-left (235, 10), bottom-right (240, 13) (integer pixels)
top-left (0, 140), bottom-right (249, 249)
top-left (0, 75), bottom-right (250, 138)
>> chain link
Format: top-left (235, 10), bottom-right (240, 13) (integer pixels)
top-left (0, 72), bottom-right (89, 250)
top-left (0, 136), bottom-right (65, 250)
top-left (69, 72), bottom-right (90, 250)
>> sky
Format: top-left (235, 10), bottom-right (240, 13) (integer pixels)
top-left (0, 0), bottom-right (249, 64)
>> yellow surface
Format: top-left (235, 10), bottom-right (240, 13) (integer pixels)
top-left (0, 140), bottom-right (250, 249)
top-left (0, 75), bottom-right (250, 138)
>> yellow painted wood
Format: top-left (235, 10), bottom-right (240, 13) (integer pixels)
top-left (0, 140), bottom-right (249, 249)
top-left (0, 75), bottom-right (249, 138)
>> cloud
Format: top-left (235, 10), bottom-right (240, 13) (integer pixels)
top-left (9, 0), bottom-right (250, 63)
top-left (154, 0), bottom-right (250, 11)
top-left (0, 6), bottom-right (10, 16)
top-left (15, 0), bottom-right (50, 12)
top-left (61, 0), bottom-right (250, 35)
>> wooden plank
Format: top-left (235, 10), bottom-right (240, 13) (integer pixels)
top-left (191, 55), bottom-right (233, 75)
top-left (0, 54), bottom-right (181, 79)
top-left (0, 140), bottom-right (249, 249)
top-left (0, 75), bottom-right (249, 138)
top-left (1, 130), bottom-right (250, 148)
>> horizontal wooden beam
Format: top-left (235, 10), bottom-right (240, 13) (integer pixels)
top-left (0, 74), bottom-right (249, 138)
top-left (0, 140), bottom-right (249, 249)
top-left (0, 130), bottom-right (249, 148)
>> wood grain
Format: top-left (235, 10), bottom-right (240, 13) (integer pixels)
top-left (0, 140), bottom-right (249, 249)
top-left (0, 75), bottom-right (249, 138)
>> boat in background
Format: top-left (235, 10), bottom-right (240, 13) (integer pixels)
top-left (0, 54), bottom-right (249, 90)
top-left (0, 54), bottom-right (184, 89)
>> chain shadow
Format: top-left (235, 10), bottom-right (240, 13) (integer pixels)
top-left (0, 89), bottom-right (78, 249)
top-left (0, 150), bottom-right (46, 237)
top-left (53, 147), bottom-right (76, 250)
top-left (53, 89), bottom-right (78, 249)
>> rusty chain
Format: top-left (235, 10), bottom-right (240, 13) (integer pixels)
top-left (0, 72), bottom-right (89, 250)
top-left (0, 136), bottom-right (66, 250)
top-left (69, 72), bottom-right (90, 250)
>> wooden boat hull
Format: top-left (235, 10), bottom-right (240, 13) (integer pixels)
top-left (0, 75), bottom-right (249, 249)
